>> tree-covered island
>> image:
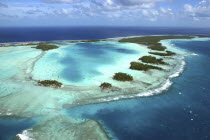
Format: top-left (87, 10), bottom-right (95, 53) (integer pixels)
top-left (34, 43), bottom-right (59, 51)
top-left (130, 62), bottom-right (163, 71)
top-left (38, 80), bottom-right (63, 88)
top-left (113, 72), bottom-right (133, 81)
top-left (139, 56), bottom-right (168, 65)
top-left (118, 35), bottom-right (193, 51)
top-left (100, 82), bottom-right (112, 89)
top-left (149, 51), bottom-right (176, 56)
top-left (148, 44), bottom-right (166, 51)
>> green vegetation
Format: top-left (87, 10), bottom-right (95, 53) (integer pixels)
top-left (130, 62), bottom-right (163, 71)
top-left (113, 72), bottom-right (133, 82)
top-left (196, 35), bottom-right (210, 37)
top-left (139, 56), bottom-right (168, 65)
top-left (118, 36), bottom-right (193, 45)
top-left (34, 43), bottom-right (59, 51)
top-left (100, 82), bottom-right (112, 89)
top-left (148, 45), bottom-right (166, 51)
top-left (149, 51), bottom-right (176, 56)
top-left (38, 80), bottom-right (63, 88)
top-left (118, 35), bottom-right (193, 51)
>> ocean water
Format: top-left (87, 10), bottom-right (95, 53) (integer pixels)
top-left (66, 39), bottom-right (210, 140)
top-left (0, 27), bottom-right (210, 43)
top-left (0, 118), bottom-right (35, 140)
top-left (0, 27), bottom-right (210, 140)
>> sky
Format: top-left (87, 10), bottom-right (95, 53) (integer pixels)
top-left (0, 0), bottom-right (210, 27)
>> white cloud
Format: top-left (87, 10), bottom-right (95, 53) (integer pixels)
top-left (184, 4), bottom-right (194, 13)
top-left (184, 2), bottom-right (210, 19)
top-left (199, 0), bottom-right (207, 5)
top-left (54, 8), bottom-right (70, 15)
top-left (160, 7), bottom-right (173, 15)
top-left (112, 0), bottom-right (165, 6)
top-left (0, 0), bottom-right (175, 25)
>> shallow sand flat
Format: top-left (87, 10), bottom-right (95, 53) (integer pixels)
top-left (0, 45), bottom-right (42, 80)
top-left (16, 115), bottom-right (109, 140)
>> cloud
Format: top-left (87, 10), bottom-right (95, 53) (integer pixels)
top-left (141, 9), bottom-right (160, 21)
top-left (160, 7), bottom-right (173, 15)
top-left (54, 8), bottom-right (71, 15)
top-left (42, 0), bottom-right (165, 9)
top-left (113, 0), bottom-right (165, 6)
top-left (184, 4), bottom-right (194, 13)
top-left (40, 0), bottom-right (171, 21)
top-left (88, 0), bottom-right (166, 9)
top-left (38, 0), bottom-right (174, 23)
top-left (0, 0), bottom-right (176, 26)
top-left (184, 1), bottom-right (210, 19)
top-left (0, 2), bottom-right (8, 8)
top-left (25, 9), bottom-right (44, 15)
top-left (199, 0), bottom-right (207, 5)
top-left (42, 0), bottom-right (166, 5)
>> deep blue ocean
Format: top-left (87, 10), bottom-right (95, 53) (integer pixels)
top-left (0, 27), bottom-right (210, 140)
top-left (0, 27), bottom-right (210, 43)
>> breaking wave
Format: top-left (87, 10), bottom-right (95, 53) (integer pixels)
top-left (17, 129), bottom-right (34, 140)
top-left (169, 60), bottom-right (186, 78)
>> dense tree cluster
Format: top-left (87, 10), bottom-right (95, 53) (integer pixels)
top-left (118, 35), bottom-right (193, 51)
top-left (38, 80), bottom-right (62, 88)
top-left (130, 62), bottom-right (163, 71)
top-left (100, 82), bottom-right (112, 89)
top-left (34, 43), bottom-right (59, 51)
top-left (139, 56), bottom-right (168, 65)
top-left (149, 51), bottom-right (176, 56)
top-left (113, 72), bottom-right (133, 81)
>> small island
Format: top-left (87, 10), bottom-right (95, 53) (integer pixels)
top-left (38, 80), bottom-right (63, 88)
top-left (130, 62), bottom-right (163, 71)
top-left (34, 43), bottom-right (59, 51)
top-left (113, 72), bottom-right (133, 81)
top-left (139, 56), bottom-right (168, 65)
top-left (148, 44), bottom-right (166, 51)
top-left (100, 82), bottom-right (112, 89)
top-left (118, 35), bottom-right (193, 51)
top-left (149, 51), bottom-right (176, 56)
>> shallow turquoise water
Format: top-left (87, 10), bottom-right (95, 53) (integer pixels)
top-left (32, 41), bottom-right (145, 85)
top-left (60, 42), bottom-right (138, 83)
